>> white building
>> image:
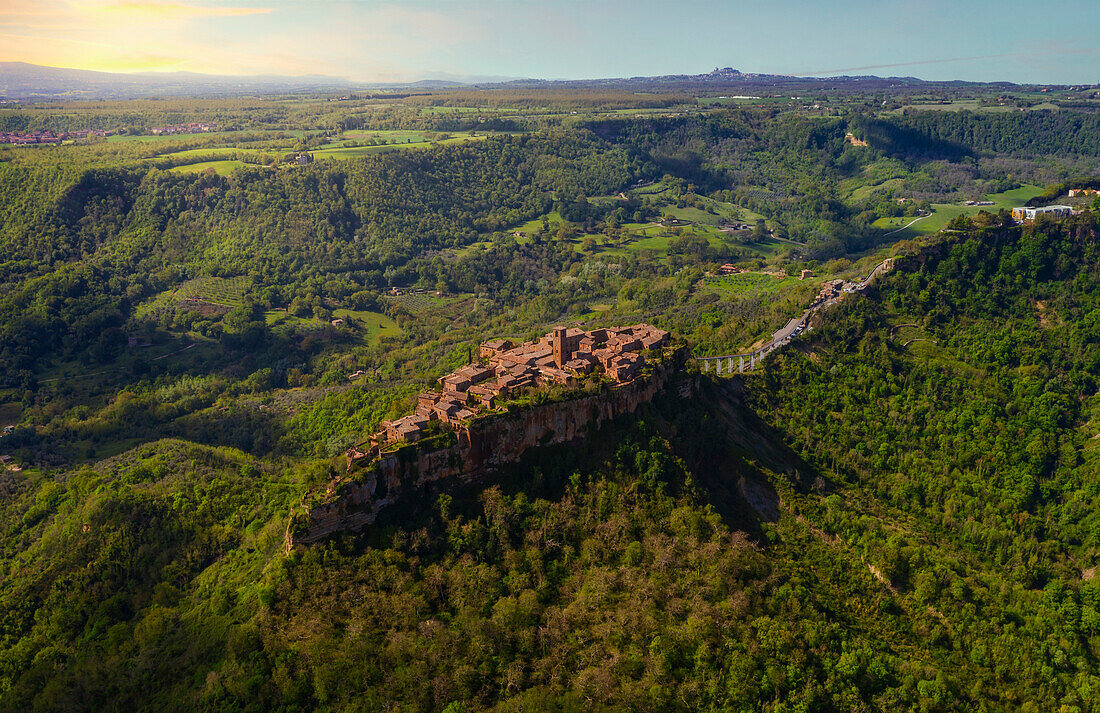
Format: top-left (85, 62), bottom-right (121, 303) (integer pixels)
top-left (1011, 205), bottom-right (1073, 221)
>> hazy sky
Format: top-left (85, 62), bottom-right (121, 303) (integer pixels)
top-left (2, 0), bottom-right (1099, 84)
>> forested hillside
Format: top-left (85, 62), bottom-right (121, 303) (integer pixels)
top-left (857, 110), bottom-right (1100, 158)
top-left (0, 209), bottom-right (1097, 712)
top-left (4, 90), bottom-right (1100, 711)
top-left (0, 131), bottom-right (645, 385)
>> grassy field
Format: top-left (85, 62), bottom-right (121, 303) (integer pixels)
top-left (418, 106), bottom-right (489, 116)
top-left (986, 185), bottom-right (1046, 208)
top-left (595, 226), bottom-right (732, 257)
top-left (168, 160), bottom-right (246, 176)
top-left (338, 130), bottom-right (429, 143)
top-left (699, 271), bottom-right (802, 297)
top-left (449, 236), bottom-right (534, 260)
top-left (107, 131), bottom-right (242, 143)
top-left (500, 197), bottom-right (778, 263)
top-left (629, 180), bottom-right (673, 196)
top-left (849, 178), bottom-right (905, 201)
top-left (713, 200), bottom-right (766, 224)
top-left (312, 132), bottom-right (487, 160)
top-left (594, 235), bottom-right (673, 257)
top-left (265, 309), bottom-right (401, 345)
top-left (511, 212), bottom-right (564, 236)
top-left (0, 402), bottom-right (20, 428)
top-left (873, 184), bottom-right (1044, 238)
top-left (332, 310), bottom-right (401, 341)
top-left (159, 147), bottom-right (276, 159)
top-left (661, 205), bottom-right (724, 225)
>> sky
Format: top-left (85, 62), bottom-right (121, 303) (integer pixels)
top-left (1, 0), bottom-right (1099, 84)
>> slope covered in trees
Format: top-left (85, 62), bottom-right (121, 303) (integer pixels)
top-left (0, 131), bottom-right (644, 383)
top-left (2, 213), bottom-right (1100, 711)
top-left (4, 94), bottom-right (1100, 711)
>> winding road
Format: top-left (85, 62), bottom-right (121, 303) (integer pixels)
top-left (881, 214), bottom-right (930, 238)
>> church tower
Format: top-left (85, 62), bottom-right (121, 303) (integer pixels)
top-left (552, 326), bottom-right (568, 367)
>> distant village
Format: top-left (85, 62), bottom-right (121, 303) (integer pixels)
top-left (150, 122), bottom-right (217, 135)
top-left (0, 122), bottom-right (217, 145)
top-left (348, 324), bottom-right (670, 465)
top-left (0, 129), bottom-right (113, 145)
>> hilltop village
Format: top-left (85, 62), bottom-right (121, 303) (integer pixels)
top-left (349, 324), bottom-right (669, 465)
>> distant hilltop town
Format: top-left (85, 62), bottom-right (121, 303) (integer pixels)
top-left (349, 323), bottom-right (669, 467)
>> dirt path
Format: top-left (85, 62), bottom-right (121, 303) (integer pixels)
top-left (39, 342), bottom-right (196, 383)
top-left (882, 214), bottom-right (930, 237)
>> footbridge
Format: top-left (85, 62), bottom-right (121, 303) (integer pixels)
top-left (698, 314), bottom-right (806, 374)
top-left (696, 258), bottom-right (894, 374)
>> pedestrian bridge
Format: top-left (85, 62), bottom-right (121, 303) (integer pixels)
top-left (696, 336), bottom-right (790, 375)
top-left (696, 258), bottom-right (894, 375)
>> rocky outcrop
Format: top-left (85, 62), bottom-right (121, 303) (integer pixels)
top-left (286, 350), bottom-right (684, 547)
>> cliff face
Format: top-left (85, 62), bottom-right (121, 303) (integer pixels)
top-left (287, 354), bottom-right (682, 547)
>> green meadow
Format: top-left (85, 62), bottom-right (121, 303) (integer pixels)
top-left (311, 131), bottom-right (487, 159)
top-left (265, 309), bottom-right (401, 345)
top-left (698, 271), bottom-right (803, 297)
top-left (107, 131), bottom-right (242, 143)
top-left (168, 159), bottom-right (245, 176)
top-left (873, 184), bottom-right (1044, 238)
top-left (160, 147), bottom-right (271, 159)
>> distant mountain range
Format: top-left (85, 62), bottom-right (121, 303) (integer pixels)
top-left (0, 62), bottom-right (1057, 101)
top-left (0, 62), bottom-right (380, 100)
top-left (495, 66), bottom-right (1026, 94)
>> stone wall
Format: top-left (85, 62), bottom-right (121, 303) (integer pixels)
top-left (286, 351), bottom-right (682, 547)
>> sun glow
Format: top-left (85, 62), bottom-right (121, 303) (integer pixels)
top-left (69, 1), bottom-right (271, 20)
top-left (0, 0), bottom-right (281, 75)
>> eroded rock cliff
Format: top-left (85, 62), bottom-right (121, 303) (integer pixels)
top-left (286, 352), bottom-right (684, 547)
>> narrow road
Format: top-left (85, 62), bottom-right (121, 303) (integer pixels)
top-left (38, 343), bottom-right (196, 383)
top-left (151, 342), bottom-right (196, 361)
top-left (882, 214), bottom-right (930, 238)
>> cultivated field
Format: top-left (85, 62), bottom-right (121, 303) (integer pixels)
top-left (311, 131), bottom-right (488, 160)
top-left (168, 159), bottom-right (245, 176)
top-left (136, 276), bottom-right (251, 318)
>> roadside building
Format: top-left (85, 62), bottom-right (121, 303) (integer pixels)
top-left (1011, 205), bottom-right (1073, 221)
